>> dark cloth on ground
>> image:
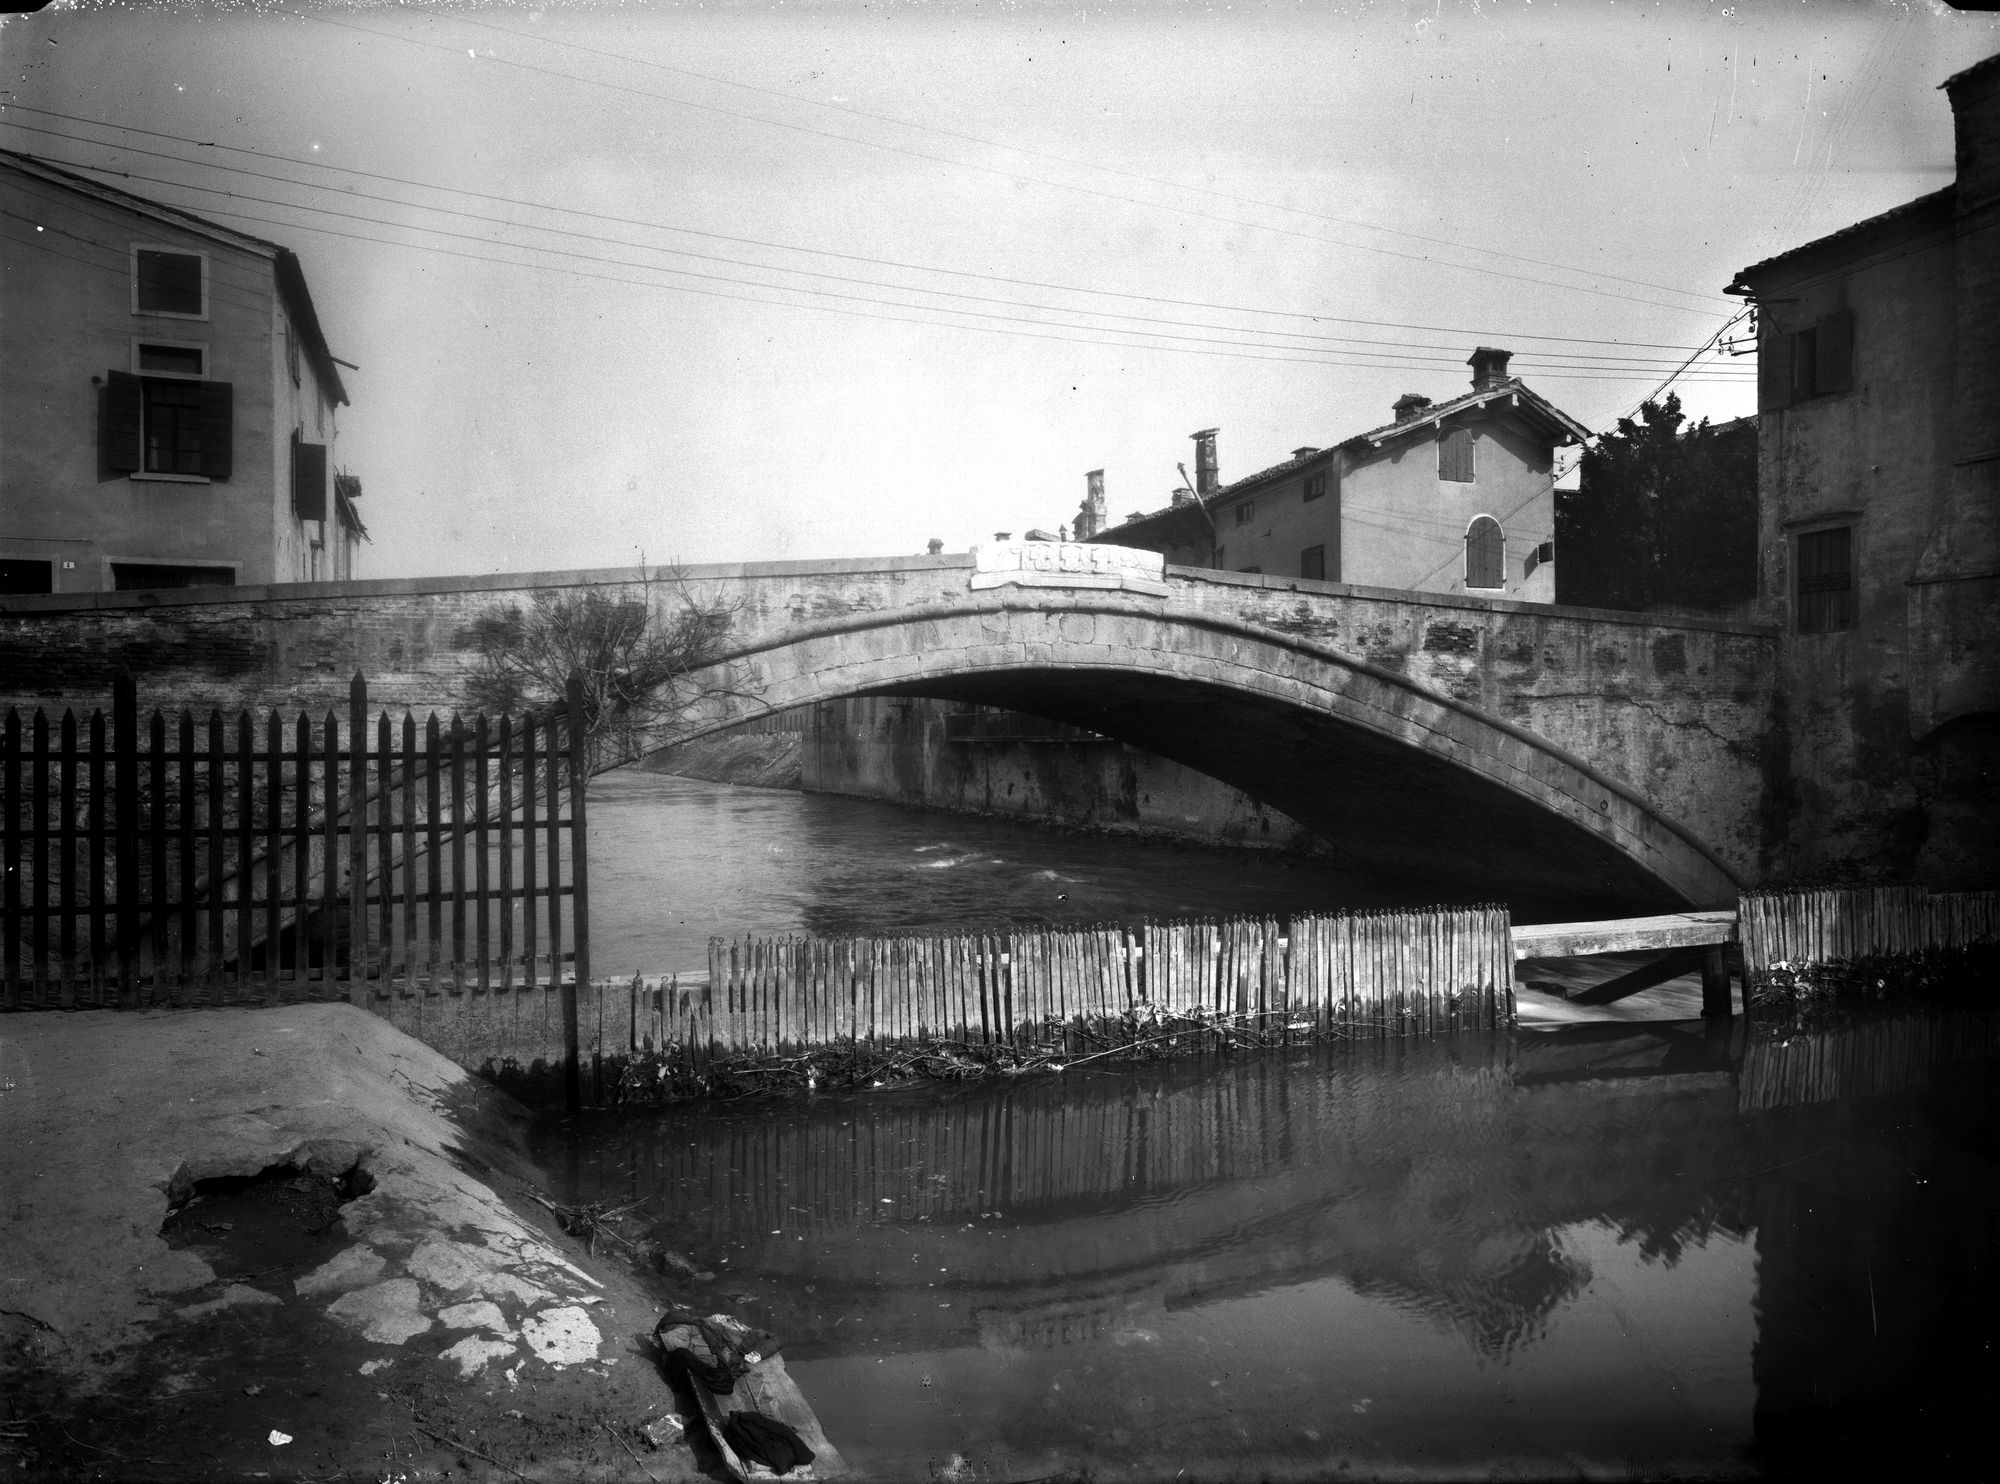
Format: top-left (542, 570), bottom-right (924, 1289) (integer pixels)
top-left (724, 1411), bottom-right (815, 1475)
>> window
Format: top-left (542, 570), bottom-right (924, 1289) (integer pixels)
top-left (1525, 539), bottom-right (1555, 579)
top-left (1465, 516), bottom-right (1505, 589)
top-left (103, 371), bottom-right (232, 480)
top-left (133, 247), bottom-right (205, 317)
top-left (0, 558), bottom-right (54, 594)
top-left (1761, 308), bottom-right (1854, 408)
top-left (1795, 526), bottom-right (1855, 634)
top-left (1300, 545), bottom-right (1326, 581)
top-left (136, 342), bottom-right (204, 376)
top-left (110, 563), bottom-right (235, 590)
top-left (1439, 427), bottom-right (1475, 483)
top-left (1302, 471), bottom-right (1327, 502)
top-left (292, 434), bottom-right (328, 520)
top-left (1235, 500), bottom-right (1255, 526)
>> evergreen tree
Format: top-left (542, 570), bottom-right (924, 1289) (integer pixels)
top-left (1556, 395), bottom-right (1758, 612)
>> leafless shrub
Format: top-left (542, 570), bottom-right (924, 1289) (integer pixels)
top-left (462, 566), bottom-right (742, 765)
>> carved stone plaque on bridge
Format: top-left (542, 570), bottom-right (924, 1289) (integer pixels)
top-left (970, 540), bottom-right (1169, 597)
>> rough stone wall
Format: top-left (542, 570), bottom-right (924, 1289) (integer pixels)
top-left (1743, 66), bottom-right (2000, 891)
top-left (793, 695), bottom-right (1326, 853)
top-left (1751, 222), bottom-right (1959, 883)
top-left (0, 555), bottom-right (1777, 902)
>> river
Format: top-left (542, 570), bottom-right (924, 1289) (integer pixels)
top-left (582, 767), bottom-right (1576, 978)
top-left (538, 769), bottom-right (1998, 1480)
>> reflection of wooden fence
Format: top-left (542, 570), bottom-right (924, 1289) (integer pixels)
top-left (1, 676), bottom-right (588, 1010)
top-left (698, 906), bottom-right (1514, 1055)
top-left (1737, 1009), bottom-right (2000, 1114)
top-left (1738, 886), bottom-right (1999, 977)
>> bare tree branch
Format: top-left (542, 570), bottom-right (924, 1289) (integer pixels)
top-left (463, 566), bottom-right (744, 767)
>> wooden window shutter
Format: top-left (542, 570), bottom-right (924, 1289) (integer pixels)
top-left (195, 380), bottom-right (233, 480)
top-left (292, 437), bottom-right (328, 520)
top-left (1815, 308), bottom-right (1854, 395)
top-left (1438, 427), bottom-right (1475, 483)
top-left (1759, 325), bottom-right (1793, 410)
top-left (1465, 516), bottom-right (1505, 589)
top-left (102, 371), bottom-right (143, 473)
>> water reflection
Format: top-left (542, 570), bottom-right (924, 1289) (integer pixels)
top-left (540, 1011), bottom-right (1999, 1479)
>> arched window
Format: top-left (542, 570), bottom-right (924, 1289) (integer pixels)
top-left (1465, 516), bottom-right (1505, 590)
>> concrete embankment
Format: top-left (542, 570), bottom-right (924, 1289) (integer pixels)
top-left (640, 731), bottom-right (803, 791)
top-left (0, 1005), bottom-right (724, 1480)
top-left (644, 697), bottom-right (1330, 855)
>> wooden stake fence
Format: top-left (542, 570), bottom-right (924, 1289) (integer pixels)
top-left (1, 675), bottom-right (588, 1015)
top-left (1738, 885), bottom-right (1999, 978)
top-left (695, 906), bottom-right (1514, 1059)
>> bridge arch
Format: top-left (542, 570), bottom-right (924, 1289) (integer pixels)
top-left (646, 594), bottom-right (1739, 913)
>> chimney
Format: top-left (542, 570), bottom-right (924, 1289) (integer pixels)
top-left (1468, 346), bottom-right (1513, 390)
top-left (993, 531), bottom-right (1013, 542)
top-left (1393, 393), bottom-right (1432, 423)
top-left (926, 538), bottom-right (944, 555)
top-left (1075, 468), bottom-right (1107, 540)
top-left (1171, 486), bottom-right (1196, 507)
top-left (1190, 428), bottom-right (1219, 497)
top-left (1292, 447), bottom-right (1319, 461)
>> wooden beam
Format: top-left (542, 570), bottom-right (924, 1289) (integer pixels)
top-left (1511, 910), bottom-right (1737, 961)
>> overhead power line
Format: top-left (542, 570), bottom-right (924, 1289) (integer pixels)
top-left (0, 103), bottom-right (1719, 357)
top-left (293, 8), bottom-right (1728, 320)
top-left (1, 176), bottom-right (1752, 388)
top-left (5, 136), bottom-right (1750, 383)
top-left (446, 8), bottom-right (1725, 311)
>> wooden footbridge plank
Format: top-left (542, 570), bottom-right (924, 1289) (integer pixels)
top-left (1510, 910), bottom-right (1737, 962)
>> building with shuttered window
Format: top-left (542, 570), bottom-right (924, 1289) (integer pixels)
top-left (0, 150), bottom-right (364, 594)
top-left (1723, 50), bottom-right (1998, 886)
top-left (1086, 348), bottom-right (1589, 601)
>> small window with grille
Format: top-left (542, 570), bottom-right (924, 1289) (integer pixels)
top-left (1796, 526), bottom-right (1855, 634)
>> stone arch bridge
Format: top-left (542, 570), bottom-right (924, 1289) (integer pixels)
top-left (0, 550), bottom-right (1779, 913)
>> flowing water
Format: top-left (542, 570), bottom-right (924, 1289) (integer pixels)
top-left (583, 768), bottom-right (1572, 977)
top-left (545, 771), bottom-right (1998, 1479)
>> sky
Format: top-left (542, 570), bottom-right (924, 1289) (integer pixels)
top-left (4, 0), bottom-right (1996, 578)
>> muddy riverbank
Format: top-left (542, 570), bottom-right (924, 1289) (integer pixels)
top-left (0, 1005), bottom-right (770, 1482)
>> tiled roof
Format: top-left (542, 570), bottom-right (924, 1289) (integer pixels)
top-left (1725, 186), bottom-right (1955, 291)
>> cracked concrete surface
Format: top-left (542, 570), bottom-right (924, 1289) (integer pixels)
top-left (0, 1003), bottom-right (608, 1383)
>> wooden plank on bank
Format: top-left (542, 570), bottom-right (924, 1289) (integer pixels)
top-left (1511, 910), bottom-right (1737, 961)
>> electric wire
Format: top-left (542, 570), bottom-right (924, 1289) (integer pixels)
top-left (0, 109), bottom-right (1729, 358)
top-left (4, 153), bottom-right (1754, 383)
top-left (443, 7), bottom-right (1725, 310)
top-left (0, 125), bottom-right (1748, 374)
top-left (292, 8), bottom-right (1728, 319)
